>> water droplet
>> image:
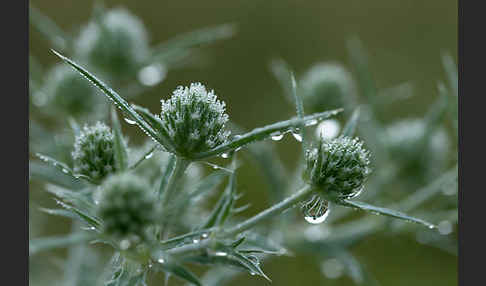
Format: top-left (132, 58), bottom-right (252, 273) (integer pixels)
top-left (157, 258), bottom-right (165, 264)
top-left (201, 233), bottom-right (209, 239)
top-left (235, 147), bottom-right (242, 152)
top-left (316, 119), bottom-right (341, 140)
top-left (124, 118), bottom-right (136, 125)
top-left (305, 119), bottom-right (318, 127)
top-left (144, 152), bottom-right (154, 159)
top-left (302, 196), bottom-right (330, 224)
top-left (271, 132), bottom-right (284, 141)
top-left (61, 168), bottom-right (69, 174)
top-left (292, 132), bottom-right (303, 142)
top-left (213, 251), bottom-right (227, 257)
top-left (221, 152), bottom-right (230, 159)
top-left (321, 258), bottom-right (344, 279)
top-left (250, 272), bottom-right (256, 276)
top-left (192, 238), bottom-right (200, 244)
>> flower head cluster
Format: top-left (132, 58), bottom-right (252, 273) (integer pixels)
top-left (97, 173), bottom-right (156, 238)
top-left (72, 122), bottom-right (116, 182)
top-left (43, 64), bottom-right (100, 116)
top-left (300, 62), bottom-right (357, 113)
top-left (159, 83), bottom-right (231, 157)
top-left (75, 8), bottom-right (149, 78)
top-left (305, 136), bottom-right (371, 198)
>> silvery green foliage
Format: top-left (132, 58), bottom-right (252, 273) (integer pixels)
top-left (72, 122), bottom-right (117, 182)
top-left (40, 64), bottom-right (101, 116)
top-left (159, 83), bottom-right (231, 157)
top-left (75, 8), bottom-right (149, 79)
top-left (97, 173), bottom-right (156, 239)
top-left (300, 62), bottom-right (357, 113)
top-left (305, 136), bottom-right (371, 198)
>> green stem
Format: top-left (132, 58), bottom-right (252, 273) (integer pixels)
top-left (223, 185), bottom-right (313, 236)
top-left (166, 185), bottom-right (313, 257)
top-left (159, 156), bottom-right (190, 238)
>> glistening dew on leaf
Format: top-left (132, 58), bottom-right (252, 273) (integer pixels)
top-left (72, 122), bottom-right (118, 182)
top-left (159, 83), bottom-right (231, 158)
top-left (97, 173), bottom-right (157, 240)
top-left (304, 136), bottom-right (371, 199)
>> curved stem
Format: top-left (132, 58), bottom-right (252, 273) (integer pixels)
top-left (223, 185), bottom-right (312, 237)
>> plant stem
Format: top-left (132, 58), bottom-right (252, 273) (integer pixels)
top-left (159, 156), bottom-right (190, 238)
top-left (166, 185), bottom-right (313, 257)
top-left (223, 185), bottom-right (312, 237)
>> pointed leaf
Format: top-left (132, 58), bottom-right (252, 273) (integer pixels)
top-left (158, 261), bottom-right (202, 286)
top-left (336, 199), bottom-right (436, 229)
top-left (51, 51), bottom-right (166, 149)
top-left (192, 108), bottom-right (343, 159)
top-left (35, 153), bottom-right (95, 184)
top-left (341, 107), bottom-right (361, 137)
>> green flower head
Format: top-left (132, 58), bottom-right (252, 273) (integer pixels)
top-left (159, 82), bottom-right (231, 158)
top-left (75, 8), bottom-right (149, 79)
top-left (300, 62), bottom-right (357, 113)
top-left (97, 173), bottom-right (156, 239)
top-left (305, 136), bottom-right (371, 198)
top-left (72, 122), bottom-right (117, 182)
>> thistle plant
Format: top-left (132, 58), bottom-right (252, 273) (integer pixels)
top-left (29, 18), bottom-right (456, 286)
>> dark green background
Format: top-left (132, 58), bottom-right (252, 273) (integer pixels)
top-left (29, 0), bottom-right (457, 285)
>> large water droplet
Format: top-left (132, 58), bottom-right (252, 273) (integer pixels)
top-left (124, 118), bottom-right (136, 125)
top-left (302, 196), bottom-right (330, 224)
top-left (221, 152), bottom-right (230, 159)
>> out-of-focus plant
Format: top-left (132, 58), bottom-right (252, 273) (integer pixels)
top-left (29, 6), bottom-right (457, 285)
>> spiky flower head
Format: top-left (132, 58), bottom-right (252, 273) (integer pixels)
top-left (300, 62), bottom-right (357, 113)
top-left (42, 64), bottom-right (101, 116)
top-left (159, 82), bottom-right (231, 158)
top-left (72, 122), bottom-right (117, 182)
top-left (74, 8), bottom-right (149, 79)
top-left (304, 136), bottom-right (371, 199)
top-left (97, 173), bottom-right (156, 238)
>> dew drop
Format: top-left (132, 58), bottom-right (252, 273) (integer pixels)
top-left (235, 147), bottom-right (242, 152)
top-left (302, 196), bottom-right (331, 224)
top-left (157, 258), bottom-right (165, 264)
top-left (192, 238), bottom-right (200, 244)
top-left (270, 132), bottom-right (284, 141)
top-left (292, 132), bottom-right (303, 142)
top-left (201, 233), bottom-right (209, 239)
top-left (221, 152), bottom-right (230, 159)
top-left (304, 212), bottom-right (330, 224)
top-left (61, 168), bottom-right (69, 174)
top-left (124, 118), bottom-right (136, 125)
top-left (144, 152), bottom-right (154, 159)
top-left (213, 251), bottom-right (227, 257)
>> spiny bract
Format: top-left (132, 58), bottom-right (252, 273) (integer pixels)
top-left (74, 7), bottom-right (149, 79)
top-left (72, 122), bottom-right (116, 182)
top-left (159, 82), bottom-right (231, 157)
top-left (300, 62), bottom-right (357, 113)
top-left (97, 173), bottom-right (156, 239)
top-left (305, 136), bottom-right (371, 198)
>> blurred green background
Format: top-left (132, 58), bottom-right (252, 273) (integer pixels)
top-left (29, 0), bottom-right (457, 285)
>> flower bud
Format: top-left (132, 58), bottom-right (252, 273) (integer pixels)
top-left (300, 62), bottom-right (357, 113)
top-left (72, 122), bottom-right (117, 182)
top-left (159, 82), bottom-right (231, 157)
top-left (42, 64), bottom-right (101, 116)
top-left (97, 173), bottom-right (156, 238)
top-left (74, 8), bottom-right (149, 79)
top-left (305, 136), bottom-right (371, 198)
